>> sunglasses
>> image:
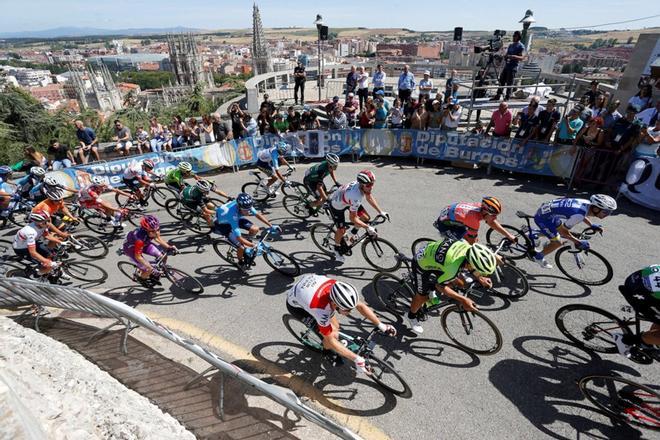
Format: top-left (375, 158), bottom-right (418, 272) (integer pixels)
top-left (598, 209), bottom-right (612, 216)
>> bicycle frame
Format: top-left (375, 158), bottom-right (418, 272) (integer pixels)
top-left (250, 167), bottom-right (294, 192)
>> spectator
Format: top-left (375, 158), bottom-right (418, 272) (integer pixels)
top-left (533, 98), bottom-right (561, 142)
top-left (301, 106), bottom-right (320, 130)
top-left (575, 116), bottom-right (605, 148)
top-left (162, 126), bottom-right (174, 151)
top-left (637, 100), bottom-right (660, 126)
top-left (293, 61), bottom-right (306, 105)
top-left (628, 84), bottom-right (654, 112)
top-left (286, 106), bottom-right (301, 132)
top-left (472, 68), bottom-right (488, 121)
top-left (398, 65), bottom-right (416, 103)
top-left (485, 102), bottom-right (513, 137)
top-left (359, 98), bottom-right (376, 129)
top-left (186, 117), bottom-right (201, 145)
top-left (211, 113), bottom-right (232, 142)
top-left (260, 94), bottom-right (275, 115)
top-left (445, 70), bottom-right (457, 100)
top-left (47, 140), bottom-right (75, 170)
top-left (491, 31), bottom-right (525, 101)
top-left (257, 107), bottom-right (272, 135)
top-left (594, 106), bottom-right (642, 181)
top-left (134, 126), bottom-right (149, 154)
top-left (374, 99), bottom-right (388, 129)
top-left (272, 113), bottom-right (289, 134)
top-left (149, 117), bottom-right (164, 152)
top-left (582, 80), bottom-right (603, 107)
top-left (229, 103), bottom-right (244, 138)
top-left (403, 97), bottom-right (418, 129)
top-left (590, 93), bottom-right (608, 118)
top-left (343, 93), bottom-right (358, 128)
top-left (200, 115), bottom-right (215, 144)
top-left (418, 95), bottom-right (429, 114)
top-left (427, 100), bottom-right (444, 129)
top-left (410, 105), bottom-right (428, 130)
top-left (418, 71), bottom-right (433, 105)
top-left (345, 65), bottom-right (358, 98)
top-left (601, 99), bottom-right (622, 130)
top-left (471, 120), bottom-right (485, 135)
top-left (449, 82), bottom-right (460, 102)
top-left (19, 146), bottom-right (47, 172)
top-left (514, 100), bottom-right (540, 142)
top-left (639, 118), bottom-right (660, 157)
top-left (389, 98), bottom-right (404, 129)
top-left (74, 120), bottom-right (100, 163)
top-left (372, 64), bottom-right (386, 97)
top-left (172, 115), bottom-right (186, 148)
top-left (356, 66), bottom-right (370, 111)
top-left (112, 120), bottom-right (133, 156)
top-left (330, 106), bottom-right (348, 129)
top-left (442, 100), bottom-right (462, 131)
top-left (556, 108), bottom-right (584, 145)
top-left (241, 113), bottom-right (258, 138)
top-left (374, 89), bottom-right (389, 111)
top-left (324, 96), bottom-right (340, 116)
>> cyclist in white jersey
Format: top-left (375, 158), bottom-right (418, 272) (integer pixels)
top-left (122, 159), bottom-right (158, 205)
top-left (328, 170), bottom-right (389, 262)
top-left (13, 210), bottom-right (66, 275)
top-left (255, 141), bottom-right (293, 195)
top-left (286, 274), bottom-right (396, 374)
top-left (78, 176), bottom-right (132, 227)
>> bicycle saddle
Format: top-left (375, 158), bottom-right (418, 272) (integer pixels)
top-left (516, 211), bottom-right (534, 219)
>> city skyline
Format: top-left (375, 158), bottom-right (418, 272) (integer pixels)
top-left (1, 0), bottom-right (659, 35)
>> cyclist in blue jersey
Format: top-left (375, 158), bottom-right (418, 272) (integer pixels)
top-left (213, 192), bottom-right (281, 268)
top-left (255, 141), bottom-right (293, 195)
top-left (0, 166), bottom-right (15, 215)
top-left (532, 194), bottom-right (617, 269)
top-left (15, 167), bottom-right (46, 198)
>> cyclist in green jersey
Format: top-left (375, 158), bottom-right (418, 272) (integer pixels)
top-left (165, 162), bottom-right (200, 192)
top-left (303, 153), bottom-right (340, 211)
top-left (407, 239), bottom-right (497, 334)
top-left (181, 180), bottom-right (231, 226)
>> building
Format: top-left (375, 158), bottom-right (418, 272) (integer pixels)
top-left (11, 68), bottom-right (52, 87)
top-left (251, 3), bottom-right (273, 75)
top-left (167, 33), bottom-right (213, 88)
top-left (65, 63), bottom-right (122, 112)
top-left (28, 83), bottom-right (64, 102)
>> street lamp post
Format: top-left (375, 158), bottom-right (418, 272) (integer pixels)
top-left (314, 14), bottom-right (323, 101)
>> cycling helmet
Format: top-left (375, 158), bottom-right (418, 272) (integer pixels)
top-left (589, 194), bottom-right (617, 211)
top-left (45, 188), bottom-right (64, 201)
top-left (329, 281), bottom-right (359, 310)
top-left (142, 159), bottom-right (155, 170)
top-left (0, 165), bottom-right (12, 176)
top-left (30, 210), bottom-right (51, 223)
top-left (30, 166), bottom-right (46, 177)
top-left (325, 153), bottom-right (340, 167)
top-left (466, 243), bottom-right (497, 275)
top-left (140, 215), bottom-right (160, 231)
top-left (276, 141), bottom-right (288, 154)
top-left (357, 170), bottom-right (375, 185)
top-left (481, 196), bottom-right (502, 215)
top-left (236, 192), bottom-right (254, 210)
top-left (90, 175), bottom-right (105, 186)
top-left (178, 161), bottom-right (192, 172)
top-left (44, 176), bottom-right (59, 187)
top-left (196, 180), bottom-right (212, 193)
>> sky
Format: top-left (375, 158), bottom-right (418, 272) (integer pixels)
top-left (0, 0), bottom-right (658, 33)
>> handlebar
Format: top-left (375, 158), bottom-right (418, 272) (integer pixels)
top-left (370, 213), bottom-right (390, 226)
top-left (578, 227), bottom-right (602, 239)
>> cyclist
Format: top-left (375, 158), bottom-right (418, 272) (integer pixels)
top-left (612, 264), bottom-right (660, 359)
top-left (303, 153), bottom-right (340, 212)
top-left (15, 166), bottom-right (46, 199)
top-left (122, 215), bottom-right (177, 286)
top-left (434, 196), bottom-right (516, 244)
top-left (12, 210), bottom-right (67, 276)
top-left (286, 274), bottom-right (397, 373)
top-left (406, 239), bottom-right (497, 334)
top-left (213, 192), bottom-right (280, 269)
top-left (78, 176), bottom-right (132, 228)
top-left (328, 170), bottom-right (389, 262)
top-left (532, 194), bottom-right (617, 269)
top-left (255, 141), bottom-right (293, 195)
top-left (164, 161), bottom-right (200, 194)
top-left (180, 180), bottom-right (231, 227)
top-left (29, 175), bottom-right (76, 203)
top-left (122, 159), bottom-right (159, 205)
top-left (32, 187), bottom-right (80, 229)
top-left (0, 165), bottom-right (14, 215)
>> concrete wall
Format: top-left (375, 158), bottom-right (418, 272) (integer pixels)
top-left (613, 33), bottom-right (660, 105)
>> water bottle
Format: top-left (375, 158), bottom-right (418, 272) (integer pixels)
top-left (425, 291), bottom-right (441, 307)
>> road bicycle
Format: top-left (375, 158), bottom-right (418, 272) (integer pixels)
top-left (485, 211), bottom-right (613, 286)
top-left (372, 253), bottom-right (503, 355)
top-left (117, 248), bottom-right (204, 294)
top-left (212, 226), bottom-right (300, 277)
top-left (114, 177), bottom-right (172, 208)
top-left (240, 167), bottom-right (302, 203)
top-left (57, 217), bottom-right (109, 259)
top-left (82, 203), bottom-right (144, 236)
top-left (0, 194), bottom-right (35, 228)
top-left (282, 314), bottom-right (412, 397)
top-left (310, 213), bottom-right (401, 272)
top-left (578, 374), bottom-right (659, 431)
top-left (282, 183), bottom-right (339, 220)
top-left (555, 302), bottom-right (660, 365)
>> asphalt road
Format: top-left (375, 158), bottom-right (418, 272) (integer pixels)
top-left (5, 159), bottom-right (659, 439)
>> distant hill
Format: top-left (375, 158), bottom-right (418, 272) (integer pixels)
top-left (0, 26), bottom-right (204, 39)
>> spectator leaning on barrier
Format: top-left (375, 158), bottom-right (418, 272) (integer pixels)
top-left (418, 71), bottom-right (433, 105)
top-left (257, 107), bottom-right (273, 135)
top-left (330, 106), bottom-right (348, 129)
top-left (403, 97), bottom-right (418, 129)
top-left (200, 115), bottom-right (215, 144)
top-left (241, 113), bottom-right (258, 138)
top-left (491, 31), bottom-right (525, 101)
top-left (514, 100), bottom-right (540, 142)
top-left (301, 106), bottom-right (320, 130)
top-left (442, 99), bottom-right (462, 131)
top-left (345, 65), bottom-right (358, 98)
top-left (356, 66), bottom-right (370, 111)
top-left (410, 104), bottom-right (428, 130)
top-left (575, 116), bottom-right (605, 148)
top-left (74, 120), bottom-right (100, 164)
top-left (533, 98), bottom-right (560, 142)
top-left (359, 98), bottom-right (376, 129)
top-left (324, 96), bottom-right (340, 116)
top-left (389, 98), bottom-right (404, 129)
top-left (556, 108), bottom-right (584, 145)
top-left (212, 113), bottom-right (233, 142)
top-left (47, 139), bottom-right (75, 170)
top-left (601, 99), bottom-right (622, 130)
top-left (186, 117), bottom-right (201, 145)
top-left (485, 102), bottom-right (513, 137)
top-left (343, 93), bottom-right (358, 127)
top-left (229, 104), bottom-right (245, 138)
top-left (374, 98), bottom-right (388, 129)
top-left (398, 65), bottom-right (416, 103)
top-left (293, 61), bottom-right (306, 105)
top-left (287, 106), bottom-right (301, 132)
top-left (372, 64), bottom-right (386, 97)
top-left (272, 113), bottom-right (289, 134)
top-left (427, 100), bottom-right (443, 129)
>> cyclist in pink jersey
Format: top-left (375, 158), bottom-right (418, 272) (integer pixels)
top-left (433, 196), bottom-right (515, 244)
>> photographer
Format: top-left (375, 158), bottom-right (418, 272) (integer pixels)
top-left (491, 31), bottom-right (525, 101)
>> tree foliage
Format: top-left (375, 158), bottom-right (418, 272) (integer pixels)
top-left (114, 71), bottom-right (175, 90)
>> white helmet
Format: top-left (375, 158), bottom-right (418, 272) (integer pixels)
top-left (30, 167), bottom-right (46, 177)
top-left (45, 188), bottom-right (64, 201)
top-left (329, 281), bottom-right (359, 310)
top-left (44, 176), bottom-right (58, 187)
top-left (90, 176), bottom-right (106, 186)
top-left (589, 194), bottom-right (617, 211)
top-left (325, 153), bottom-right (340, 167)
top-left (178, 162), bottom-right (192, 172)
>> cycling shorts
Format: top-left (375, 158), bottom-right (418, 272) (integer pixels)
top-left (620, 278), bottom-right (660, 325)
top-left (329, 205), bottom-right (367, 229)
top-left (181, 200), bottom-right (203, 213)
top-left (79, 198), bottom-right (103, 210)
top-left (13, 243), bottom-right (51, 263)
top-left (411, 261), bottom-right (439, 296)
top-left (433, 220), bottom-right (468, 241)
top-left (166, 181), bottom-right (185, 192)
top-left (123, 177), bottom-right (141, 191)
top-left (213, 218), bottom-right (254, 246)
top-left (123, 243), bottom-right (162, 272)
top-left (303, 177), bottom-right (326, 198)
top-left (533, 213), bottom-right (563, 240)
top-left (256, 160), bottom-right (275, 177)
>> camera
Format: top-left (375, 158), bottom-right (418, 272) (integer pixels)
top-left (474, 29), bottom-right (507, 54)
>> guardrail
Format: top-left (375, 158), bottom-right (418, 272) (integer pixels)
top-left (0, 277), bottom-right (362, 440)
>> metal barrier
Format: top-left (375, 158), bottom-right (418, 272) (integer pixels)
top-left (0, 277), bottom-right (362, 440)
top-left (570, 146), bottom-right (629, 191)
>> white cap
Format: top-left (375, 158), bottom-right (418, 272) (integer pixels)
top-left (424, 70), bottom-right (430, 75)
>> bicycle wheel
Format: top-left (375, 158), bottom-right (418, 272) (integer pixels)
top-left (212, 239), bottom-right (240, 267)
top-left (83, 214), bottom-right (117, 236)
top-left (241, 181), bottom-right (270, 203)
top-left (411, 237), bottom-right (434, 258)
top-left (554, 304), bottom-right (631, 353)
top-left (0, 239), bottom-right (13, 260)
top-left (283, 181), bottom-right (310, 198)
top-left (310, 223), bottom-right (336, 256)
top-left (365, 353), bottom-right (412, 397)
top-left (440, 305), bottom-right (503, 355)
top-left (372, 272), bottom-right (414, 315)
top-left (282, 195), bottom-right (312, 219)
top-left (263, 249), bottom-right (300, 277)
top-left (485, 225), bottom-right (531, 260)
top-left (282, 314), bottom-right (324, 352)
top-left (117, 261), bottom-right (139, 282)
top-left (73, 234), bottom-right (109, 258)
top-left (362, 237), bottom-right (401, 272)
top-left (164, 198), bottom-right (183, 220)
top-left (555, 247), bottom-right (614, 286)
top-left (151, 186), bottom-right (176, 208)
top-left (488, 262), bottom-right (529, 299)
top-left (164, 265), bottom-right (204, 295)
top-left (61, 261), bottom-right (108, 283)
top-left (579, 375), bottom-right (660, 431)
top-left (7, 206), bottom-right (30, 228)
top-left (181, 213), bottom-right (212, 235)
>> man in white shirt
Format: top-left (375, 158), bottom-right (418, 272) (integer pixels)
top-left (419, 71), bottom-right (433, 105)
top-left (372, 64), bottom-right (386, 98)
top-left (356, 66), bottom-right (370, 111)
